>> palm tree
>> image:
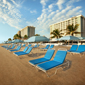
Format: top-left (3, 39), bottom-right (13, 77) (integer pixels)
top-left (66, 24), bottom-right (80, 36)
top-left (13, 34), bottom-right (21, 39)
top-left (35, 34), bottom-right (40, 36)
top-left (24, 35), bottom-right (28, 39)
top-left (50, 29), bottom-right (61, 38)
top-left (8, 38), bottom-right (12, 41)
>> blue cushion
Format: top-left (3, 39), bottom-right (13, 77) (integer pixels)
top-left (16, 52), bottom-right (27, 56)
top-left (49, 45), bottom-right (54, 49)
top-left (26, 47), bottom-right (32, 53)
top-left (37, 50), bottom-right (67, 71)
top-left (14, 51), bottom-right (25, 54)
top-left (67, 45), bottom-right (78, 52)
top-left (77, 45), bottom-right (85, 51)
top-left (14, 47), bottom-right (28, 54)
top-left (23, 47), bottom-right (29, 52)
top-left (44, 49), bottom-right (55, 59)
top-left (37, 60), bottom-right (61, 71)
top-left (29, 58), bottom-right (49, 65)
top-left (41, 45), bottom-right (50, 49)
top-left (29, 49), bottom-right (55, 65)
top-left (16, 47), bottom-right (32, 56)
top-left (53, 50), bottom-right (67, 63)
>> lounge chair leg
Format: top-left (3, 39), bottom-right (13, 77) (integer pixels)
top-left (45, 67), bottom-right (62, 77)
top-left (55, 67), bottom-right (62, 75)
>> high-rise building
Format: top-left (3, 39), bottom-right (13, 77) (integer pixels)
top-left (50, 15), bottom-right (85, 38)
top-left (17, 31), bottom-right (21, 36)
top-left (17, 26), bottom-right (35, 38)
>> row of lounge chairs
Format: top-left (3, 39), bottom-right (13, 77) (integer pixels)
top-left (28, 45), bottom-right (85, 77)
top-left (2, 44), bottom-right (54, 56)
top-left (2, 44), bottom-right (85, 77)
top-left (67, 45), bottom-right (85, 57)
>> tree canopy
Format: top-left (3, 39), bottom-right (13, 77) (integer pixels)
top-left (24, 35), bottom-right (28, 39)
top-left (35, 34), bottom-right (40, 36)
top-left (13, 34), bottom-right (21, 39)
top-left (8, 38), bottom-right (12, 41)
top-left (50, 29), bottom-right (61, 38)
top-left (66, 24), bottom-right (80, 36)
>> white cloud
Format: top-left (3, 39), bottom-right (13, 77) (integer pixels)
top-left (30, 10), bottom-right (37, 14)
top-left (48, 12), bottom-right (55, 18)
top-left (0, 0), bottom-right (22, 29)
top-left (11, 0), bottom-right (20, 7)
top-left (56, 0), bottom-right (66, 10)
top-left (66, 0), bottom-right (81, 6)
top-left (66, 6), bottom-right (82, 17)
top-left (40, 0), bottom-right (48, 8)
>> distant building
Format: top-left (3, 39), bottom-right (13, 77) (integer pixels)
top-left (17, 31), bottom-right (21, 36)
top-left (50, 15), bottom-right (85, 38)
top-left (17, 26), bottom-right (35, 38)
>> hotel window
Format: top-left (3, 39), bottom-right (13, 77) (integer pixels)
top-left (68, 20), bottom-right (70, 24)
top-left (75, 18), bottom-right (77, 24)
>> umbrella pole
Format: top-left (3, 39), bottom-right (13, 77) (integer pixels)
top-left (68, 41), bottom-right (69, 45)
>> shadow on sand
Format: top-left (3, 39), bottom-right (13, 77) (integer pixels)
top-left (62, 59), bottom-right (72, 71)
top-left (19, 53), bottom-right (46, 59)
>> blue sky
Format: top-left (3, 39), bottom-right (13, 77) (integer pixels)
top-left (0, 0), bottom-right (85, 43)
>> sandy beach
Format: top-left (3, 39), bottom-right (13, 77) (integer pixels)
top-left (0, 44), bottom-right (85, 85)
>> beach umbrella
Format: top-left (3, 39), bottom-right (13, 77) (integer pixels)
top-left (24, 36), bottom-right (49, 43)
top-left (7, 41), bottom-right (13, 43)
top-left (58, 35), bottom-right (80, 41)
top-left (12, 39), bottom-right (24, 43)
top-left (78, 37), bottom-right (85, 40)
top-left (3, 41), bottom-right (8, 44)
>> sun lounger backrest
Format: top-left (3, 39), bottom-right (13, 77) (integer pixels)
top-left (44, 49), bottom-right (55, 59)
top-left (77, 45), bottom-right (85, 51)
top-left (23, 47), bottom-right (28, 52)
top-left (70, 45), bottom-right (78, 51)
top-left (54, 50), bottom-right (67, 64)
top-left (28, 44), bottom-right (32, 47)
top-left (34, 44), bottom-right (37, 47)
top-left (49, 45), bottom-right (54, 49)
top-left (8, 45), bottom-right (11, 48)
top-left (23, 44), bottom-right (26, 46)
top-left (34, 44), bottom-right (39, 47)
top-left (17, 46), bottom-right (21, 50)
top-left (26, 47), bottom-right (32, 53)
top-left (45, 45), bottom-right (50, 49)
top-left (12, 45), bottom-right (15, 48)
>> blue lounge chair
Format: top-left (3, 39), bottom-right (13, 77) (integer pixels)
top-left (22, 44), bottom-right (26, 47)
top-left (36, 49), bottom-right (68, 77)
top-left (49, 45), bottom-right (54, 49)
top-left (33, 44), bottom-right (39, 48)
top-left (6, 45), bottom-right (15, 50)
top-left (29, 49), bottom-right (55, 66)
top-left (14, 46), bottom-right (29, 54)
top-left (67, 45), bottom-right (78, 52)
top-left (28, 44), bottom-right (32, 47)
top-left (15, 47), bottom-right (33, 56)
top-left (69, 45), bottom-right (85, 57)
top-left (2, 45), bottom-right (8, 48)
top-left (4, 45), bottom-right (11, 48)
top-left (40, 45), bottom-right (50, 50)
top-left (10, 46), bottom-right (21, 52)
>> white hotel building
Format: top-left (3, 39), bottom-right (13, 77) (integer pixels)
top-left (50, 15), bottom-right (85, 38)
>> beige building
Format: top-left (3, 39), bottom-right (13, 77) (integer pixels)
top-left (18, 26), bottom-right (35, 38)
top-left (17, 31), bottom-right (21, 36)
top-left (50, 15), bottom-right (85, 38)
